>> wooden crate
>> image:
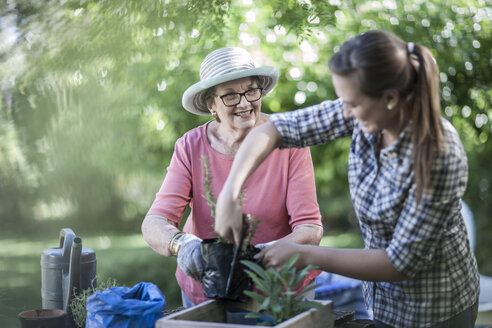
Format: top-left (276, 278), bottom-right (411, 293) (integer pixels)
top-left (155, 299), bottom-right (334, 328)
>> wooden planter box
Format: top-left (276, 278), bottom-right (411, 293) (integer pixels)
top-left (155, 299), bottom-right (334, 328)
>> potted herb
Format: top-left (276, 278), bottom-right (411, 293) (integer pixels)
top-left (241, 254), bottom-right (324, 325)
top-left (156, 254), bottom-right (334, 327)
top-left (200, 156), bottom-right (261, 301)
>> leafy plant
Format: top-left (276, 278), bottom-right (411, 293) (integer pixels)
top-left (244, 213), bottom-right (260, 246)
top-left (241, 254), bottom-right (323, 325)
top-left (202, 155), bottom-right (217, 219)
top-left (70, 277), bottom-right (119, 328)
top-left (200, 155), bottom-right (263, 300)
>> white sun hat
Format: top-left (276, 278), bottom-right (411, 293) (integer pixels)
top-left (182, 47), bottom-right (279, 115)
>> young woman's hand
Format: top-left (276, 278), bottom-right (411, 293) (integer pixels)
top-left (255, 241), bottom-right (307, 270)
top-left (215, 121), bottom-right (282, 245)
top-left (214, 185), bottom-right (244, 245)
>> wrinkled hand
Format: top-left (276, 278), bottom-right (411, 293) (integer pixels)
top-left (177, 234), bottom-right (204, 282)
top-left (254, 241), bottom-right (305, 270)
top-left (215, 189), bottom-right (245, 245)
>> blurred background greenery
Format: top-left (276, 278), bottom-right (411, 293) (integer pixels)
top-left (0, 0), bottom-right (491, 326)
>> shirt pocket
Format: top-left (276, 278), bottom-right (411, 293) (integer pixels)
top-left (381, 155), bottom-right (412, 191)
top-left (375, 156), bottom-right (412, 220)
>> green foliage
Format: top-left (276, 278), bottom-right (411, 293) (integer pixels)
top-left (70, 277), bottom-right (119, 328)
top-left (245, 213), bottom-right (260, 247)
top-left (0, 0), bottom-right (491, 275)
top-left (201, 155), bottom-right (259, 245)
top-left (241, 255), bottom-right (322, 325)
top-left (201, 155), bottom-right (217, 219)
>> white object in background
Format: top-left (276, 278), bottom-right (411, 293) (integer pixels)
top-left (461, 200), bottom-right (492, 312)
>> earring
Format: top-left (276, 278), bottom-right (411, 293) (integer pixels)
top-left (211, 111), bottom-right (220, 122)
top-left (387, 104), bottom-right (393, 111)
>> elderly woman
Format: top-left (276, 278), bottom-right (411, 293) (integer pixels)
top-left (141, 47), bottom-right (323, 307)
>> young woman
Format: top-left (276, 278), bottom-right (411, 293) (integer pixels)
top-left (214, 31), bottom-right (479, 327)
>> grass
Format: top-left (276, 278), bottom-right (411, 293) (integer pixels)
top-left (0, 233), bottom-right (181, 328)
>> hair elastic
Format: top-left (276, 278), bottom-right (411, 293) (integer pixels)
top-left (407, 42), bottom-right (415, 54)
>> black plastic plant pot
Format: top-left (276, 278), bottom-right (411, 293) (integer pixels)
top-left (201, 239), bottom-right (261, 301)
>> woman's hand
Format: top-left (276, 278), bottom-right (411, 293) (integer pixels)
top-left (177, 234), bottom-right (204, 282)
top-left (214, 185), bottom-right (244, 245)
top-left (256, 241), bottom-right (409, 282)
top-left (254, 241), bottom-right (307, 270)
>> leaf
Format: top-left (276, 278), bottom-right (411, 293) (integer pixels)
top-left (255, 284), bottom-right (273, 296)
top-left (284, 254), bottom-right (300, 270)
top-left (243, 269), bottom-right (261, 284)
top-left (241, 260), bottom-right (269, 281)
top-left (294, 265), bottom-right (318, 286)
top-left (243, 290), bottom-right (265, 304)
top-left (284, 290), bottom-right (296, 297)
top-left (296, 283), bottom-right (319, 296)
top-left (272, 304), bottom-right (283, 313)
top-left (244, 270), bottom-right (271, 293)
top-left (302, 300), bottom-right (325, 309)
top-left (245, 312), bottom-right (263, 319)
top-left (298, 264), bottom-right (318, 278)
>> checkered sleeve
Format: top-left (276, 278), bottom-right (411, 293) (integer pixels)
top-left (386, 120), bottom-right (469, 277)
top-left (269, 98), bottom-right (354, 148)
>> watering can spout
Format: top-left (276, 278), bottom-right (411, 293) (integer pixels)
top-left (64, 236), bottom-right (82, 312)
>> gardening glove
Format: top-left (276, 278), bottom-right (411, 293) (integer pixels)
top-left (176, 234), bottom-right (204, 282)
top-left (254, 240), bottom-right (276, 250)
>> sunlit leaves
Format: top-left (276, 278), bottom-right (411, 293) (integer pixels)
top-left (0, 0), bottom-right (491, 249)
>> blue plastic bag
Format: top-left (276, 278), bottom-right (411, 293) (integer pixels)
top-left (315, 271), bottom-right (370, 319)
top-left (85, 282), bottom-right (166, 328)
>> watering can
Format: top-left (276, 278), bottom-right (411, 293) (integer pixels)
top-left (41, 228), bottom-right (97, 314)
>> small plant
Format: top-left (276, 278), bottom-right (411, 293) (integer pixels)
top-left (200, 155), bottom-right (262, 300)
top-left (70, 276), bottom-right (119, 328)
top-left (201, 155), bottom-right (258, 244)
top-left (202, 155), bottom-right (217, 219)
top-left (241, 254), bottom-right (323, 325)
top-left (244, 213), bottom-right (260, 246)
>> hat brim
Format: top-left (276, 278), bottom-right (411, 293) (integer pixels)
top-left (182, 66), bottom-right (279, 115)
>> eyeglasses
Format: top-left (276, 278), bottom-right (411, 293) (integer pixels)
top-left (216, 88), bottom-right (263, 107)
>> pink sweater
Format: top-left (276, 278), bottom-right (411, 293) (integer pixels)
top-left (147, 122), bottom-right (322, 304)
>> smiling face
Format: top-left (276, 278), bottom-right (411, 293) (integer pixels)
top-left (332, 73), bottom-right (399, 135)
top-left (209, 76), bottom-right (262, 132)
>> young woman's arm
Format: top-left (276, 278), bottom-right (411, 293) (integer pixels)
top-left (258, 241), bottom-right (408, 282)
top-left (215, 120), bottom-right (282, 244)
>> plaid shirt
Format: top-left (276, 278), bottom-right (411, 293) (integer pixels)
top-left (270, 99), bottom-right (479, 327)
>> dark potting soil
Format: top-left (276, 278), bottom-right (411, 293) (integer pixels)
top-left (201, 238), bottom-right (261, 301)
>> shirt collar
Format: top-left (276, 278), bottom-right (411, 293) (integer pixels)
top-left (380, 123), bottom-right (412, 157)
